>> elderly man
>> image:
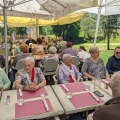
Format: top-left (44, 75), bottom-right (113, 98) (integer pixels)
top-left (106, 46), bottom-right (120, 74)
top-left (87, 71), bottom-right (120, 120)
top-left (15, 57), bottom-right (46, 91)
top-left (59, 54), bottom-right (81, 83)
top-left (25, 36), bottom-right (37, 46)
top-left (60, 41), bottom-right (78, 58)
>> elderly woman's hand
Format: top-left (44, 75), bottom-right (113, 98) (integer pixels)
top-left (26, 82), bottom-right (39, 91)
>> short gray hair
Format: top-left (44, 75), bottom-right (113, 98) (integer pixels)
top-left (62, 54), bottom-right (72, 62)
top-left (89, 46), bottom-right (99, 53)
top-left (110, 71), bottom-right (120, 96)
top-left (24, 57), bottom-right (35, 64)
top-left (49, 47), bottom-right (57, 54)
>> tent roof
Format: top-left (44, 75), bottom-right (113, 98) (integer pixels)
top-left (0, 11), bottom-right (87, 27)
top-left (0, 0), bottom-right (97, 20)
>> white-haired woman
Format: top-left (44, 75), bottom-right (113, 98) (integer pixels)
top-left (59, 54), bottom-right (81, 83)
top-left (41, 47), bottom-right (59, 65)
top-left (81, 46), bottom-right (109, 80)
top-left (15, 57), bottom-right (46, 91)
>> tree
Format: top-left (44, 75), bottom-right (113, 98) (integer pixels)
top-left (101, 15), bottom-right (119, 50)
top-left (52, 25), bottom-right (68, 38)
top-left (65, 21), bottom-right (80, 41)
top-left (39, 26), bottom-right (53, 35)
top-left (80, 17), bottom-right (100, 41)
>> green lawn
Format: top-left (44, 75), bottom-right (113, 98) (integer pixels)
top-left (73, 43), bottom-right (115, 65)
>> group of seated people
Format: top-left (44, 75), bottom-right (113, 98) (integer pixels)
top-left (0, 36), bottom-right (120, 120)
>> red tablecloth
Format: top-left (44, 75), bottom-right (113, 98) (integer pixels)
top-left (60, 82), bottom-right (85, 93)
top-left (17, 87), bottom-right (48, 100)
top-left (69, 92), bottom-right (104, 108)
top-left (15, 98), bottom-right (54, 119)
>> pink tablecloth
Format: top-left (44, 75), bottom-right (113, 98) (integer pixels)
top-left (17, 87), bottom-right (48, 100)
top-left (69, 92), bottom-right (104, 108)
top-left (60, 82), bottom-right (85, 93)
top-left (15, 98), bottom-right (54, 119)
top-left (101, 78), bottom-right (111, 83)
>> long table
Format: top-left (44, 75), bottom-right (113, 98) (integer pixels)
top-left (0, 86), bottom-right (64, 120)
top-left (100, 81), bottom-right (112, 96)
top-left (52, 81), bottom-right (112, 115)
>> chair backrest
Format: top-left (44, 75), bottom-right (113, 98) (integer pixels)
top-left (56, 64), bottom-right (62, 79)
top-left (43, 58), bottom-right (58, 72)
top-left (16, 59), bottom-right (24, 71)
top-left (72, 56), bottom-right (80, 66)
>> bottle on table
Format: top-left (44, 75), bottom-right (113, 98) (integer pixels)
top-left (6, 95), bottom-right (10, 105)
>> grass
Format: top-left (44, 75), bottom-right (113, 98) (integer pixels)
top-left (73, 43), bottom-right (115, 65)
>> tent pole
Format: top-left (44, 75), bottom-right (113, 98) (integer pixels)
top-left (3, 0), bottom-right (8, 74)
top-left (36, 19), bottom-right (39, 38)
top-left (94, 7), bottom-right (102, 46)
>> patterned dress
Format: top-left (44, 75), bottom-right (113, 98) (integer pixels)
top-left (81, 58), bottom-right (108, 79)
top-left (15, 67), bottom-right (45, 85)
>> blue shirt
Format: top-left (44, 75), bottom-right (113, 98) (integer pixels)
top-left (106, 55), bottom-right (120, 74)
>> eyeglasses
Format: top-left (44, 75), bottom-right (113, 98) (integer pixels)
top-left (116, 52), bottom-right (120, 54)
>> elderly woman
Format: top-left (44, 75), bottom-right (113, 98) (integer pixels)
top-left (0, 68), bottom-right (11, 91)
top-left (12, 44), bottom-right (32, 67)
top-left (15, 57), bottom-right (46, 91)
top-left (41, 47), bottom-right (59, 65)
top-left (33, 38), bottom-right (44, 55)
top-left (59, 54), bottom-right (81, 83)
top-left (81, 46), bottom-right (109, 80)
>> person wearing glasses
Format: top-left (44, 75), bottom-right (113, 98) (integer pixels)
top-left (81, 46), bottom-right (109, 80)
top-left (15, 57), bottom-right (46, 91)
top-left (106, 46), bottom-right (120, 74)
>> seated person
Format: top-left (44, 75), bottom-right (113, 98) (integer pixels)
top-left (15, 40), bottom-right (24, 55)
top-left (87, 71), bottom-right (120, 120)
top-left (59, 54), bottom-right (81, 83)
top-left (81, 46), bottom-right (109, 80)
top-left (42, 37), bottom-right (48, 53)
top-left (0, 68), bottom-right (11, 91)
top-left (57, 36), bottom-right (67, 52)
top-left (60, 42), bottom-right (78, 58)
top-left (26, 36), bottom-right (37, 53)
top-left (42, 46), bottom-right (59, 64)
top-left (106, 46), bottom-right (120, 74)
top-left (78, 46), bottom-right (90, 62)
top-left (0, 54), bottom-right (5, 68)
top-left (33, 38), bottom-right (44, 55)
top-left (12, 44), bottom-right (32, 67)
top-left (25, 36), bottom-right (37, 46)
top-left (15, 57), bottom-right (46, 91)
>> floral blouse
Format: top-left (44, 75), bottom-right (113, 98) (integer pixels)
top-left (15, 67), bottom-right (45, 85)
top-left (81, 58), bottom-right (108, 79)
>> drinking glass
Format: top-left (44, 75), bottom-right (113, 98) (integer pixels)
top-left (40, 92), bottom-right (46, 98)
top-left (66, 92), bottom-right (72, 98)
top-left (17, 98), bottom-right (24, 106)
top-left (84, 85), bottom-right (90, 91)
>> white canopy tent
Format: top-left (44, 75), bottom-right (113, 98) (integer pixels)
top-left (0, 0), bottom-right (97, 74)
top-left (78, 0), bottom-right (120, 45)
